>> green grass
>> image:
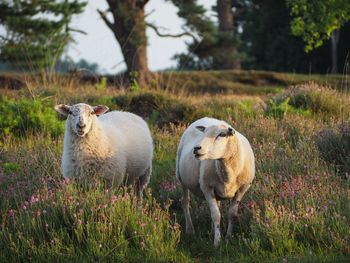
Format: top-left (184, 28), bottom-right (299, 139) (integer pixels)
top-left (0, 71), bottom-right (349, 262)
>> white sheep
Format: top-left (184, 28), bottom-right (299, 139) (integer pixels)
top-left (176, 117), bottom-right (255, 247)
top-left (54, 103), bottom-right (153, 202)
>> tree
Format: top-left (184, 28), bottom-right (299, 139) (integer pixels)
top-left (287, 0), bottom-right (350, 73)
top-left (241, 0), bottom-right (312, 72)
top-left (98, 0), bottom-right (150, 86)
top-left (287, 0), bottom-right (350, 52)
top-left (0, 0), bottom-right (87, 71)
top-left (239, 0), bottom-right (350, 74)
top-left (172, 0), bottom-right (244, 70)
top-left (98, 0), bottom-right (195, 86)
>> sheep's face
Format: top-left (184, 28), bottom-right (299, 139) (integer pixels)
top-left (193, 124), bottom-right (235, 160)
top-left (55, 103), bottom-right (109, 137)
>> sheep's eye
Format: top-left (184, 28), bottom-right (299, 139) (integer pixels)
top-left (218, 132), bottom-right (227, 137)
top-left (90, 111), bottom-right (95, 115)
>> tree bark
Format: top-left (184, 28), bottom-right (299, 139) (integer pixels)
top-left (330, 29), bottom-right (339, 74)
top-left (217, 0), bottom-right (241, 70)
top-left (99, 0), bottom-right (151, 86)
top-left (217, 0), bottom-right (234, 32)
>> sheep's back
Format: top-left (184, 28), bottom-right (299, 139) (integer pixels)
top-left (99, 111), bottom-right (153, 182)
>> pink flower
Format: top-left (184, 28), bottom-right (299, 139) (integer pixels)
top-left (23, 206), bottom-right (26, 210)
top-left (98, 244), bottom-right (102, 248)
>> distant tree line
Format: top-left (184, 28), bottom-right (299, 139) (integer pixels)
top-left (0, 0), bottom-right (349, 85)
top-left (174, 0), bottom-right (350, 74)
top-left (0, 57), bottom-right (99, 75)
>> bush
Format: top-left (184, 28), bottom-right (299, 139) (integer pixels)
top-left (265, 97), bottom-right (291, 119)
top-left (112, 92), bottom-right (203, 127)
top-left (0, 97), bottom-right (65, 138)
top-left (314, 123), bottom-right (350, 175)
top-left (268, 83), bottom-right (350, 120)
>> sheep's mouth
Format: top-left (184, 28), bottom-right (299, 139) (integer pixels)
top-left (77, 130), bottom-right (85, 136)
top-left (194, 153), bottom-right (204, 159)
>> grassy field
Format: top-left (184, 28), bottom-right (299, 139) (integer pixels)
top-left (0, 71), bottom-right (349, 262)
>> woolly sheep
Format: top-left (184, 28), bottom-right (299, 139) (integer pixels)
top-left (176, 117), bottom-right (255, 247)
top-left (54, 103), bottom-right (153, 202)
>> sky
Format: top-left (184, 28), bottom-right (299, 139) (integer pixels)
top-left (67, 0), bottom-right (215, 74)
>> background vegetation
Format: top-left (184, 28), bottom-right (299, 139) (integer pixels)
top-left (0, 72), bottom-right (349, 262)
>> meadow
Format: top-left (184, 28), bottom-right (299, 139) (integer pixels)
top-left (0, 71), bottom-right (349, 262)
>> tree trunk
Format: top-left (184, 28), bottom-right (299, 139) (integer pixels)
top-left (217, 0), bottom-right (234, 32)
top-left (100, 0), bottom-right (151, 86)
top-left (330, 29), bottom-right (339, 74)
top-left (217, 0), bottom-right (241, 70)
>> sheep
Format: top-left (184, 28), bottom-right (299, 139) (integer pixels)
top-left (54, 103), bottom-right (153, 203)
top-left (176, 117), bottom-right (255, 247)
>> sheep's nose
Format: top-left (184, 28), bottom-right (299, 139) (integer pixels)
top-left (77, 123), bottom-right (86, 129)
top-left (193, 146), bottom-right (201, 154)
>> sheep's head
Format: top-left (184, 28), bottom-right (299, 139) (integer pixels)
top-left (55, 103), bottom-right (109, 137)
top-left (193, 124), bottom-right (235, 160)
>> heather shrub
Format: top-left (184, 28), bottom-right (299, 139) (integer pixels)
top-left (112, 92), bottom-right (203, 126)
top-left (314, 123), bottom-right (350, 175)
top-left (269, 83), bottom-right (350, 120)
top-left (0, 181), bottom-right (184, 262)
top-left (0, 97), bottom-right (64, 138)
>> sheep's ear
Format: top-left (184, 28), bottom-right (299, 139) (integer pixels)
top-left (93, 105), bottom-right (109, 115)
top-left (54, 104), bottom-right (71, 115)
top-left (227, 127), bottom-right (235, 136)
top-left (196, 126), bottom-right (206, 132)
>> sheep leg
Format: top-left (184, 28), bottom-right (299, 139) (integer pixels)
top-left (201, 187), bottom-right (221, 247)
top-left (182, 187), bottom-right (195, 234)
top-left (226, 183), bottom-right (251, 239)
top-left (211, 201), bottom-right (220, 236)
top-left (136, 166), bottom-right (151, 211)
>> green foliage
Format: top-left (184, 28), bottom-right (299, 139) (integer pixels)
top-left (130, 72), bottom-right (141, 91)
top-left (240, 0), bottom-right (350, 74)
top-left (265, 97), bottom-right (291, 119)
top-left (0, 0), bottom-right (87, 71)
top-left (94, 77), bottom-right (107, 93)
top-left (287, 0), bottom-right (350, 52)
top-left (0, 97), bottom-right (64, 138)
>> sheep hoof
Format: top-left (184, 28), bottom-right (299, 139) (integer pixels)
top-left (186, 227), bottom-right (195, 234)
top-left (213, 239), bottom-right (220, 248)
